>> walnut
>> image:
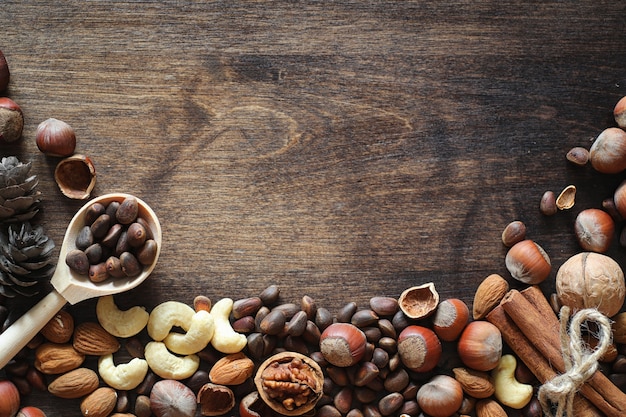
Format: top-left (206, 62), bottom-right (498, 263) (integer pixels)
top-left (556, 252), bottom-right (625, 317)
top-left (254, 351), bottom-right (324, 416)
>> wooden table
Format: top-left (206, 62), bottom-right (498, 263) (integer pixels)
top-left (2, 1), bottom-right (626, 415)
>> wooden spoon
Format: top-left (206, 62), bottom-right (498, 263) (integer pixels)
top-left (0, 193), bottom-right (161, 369)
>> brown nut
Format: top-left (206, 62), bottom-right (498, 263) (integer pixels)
top-left (472, 274), bottom-right (509, 320)
top-left (556, 252), bottom-right (625, 317)
top-left (209, 352), bottom-right (255, 385)
top-left (505, 240), bottom-right (551, 285)
top-left (197, 383), bottom-right (235, 416)
top-left (501, 220), bottom-right (526, 247)
top-left (40, 310), bottom-right (74, 344)
top-left (254, 351), bottom-right (324, 416)
top-left (54, 154), bottom-right (96, 200)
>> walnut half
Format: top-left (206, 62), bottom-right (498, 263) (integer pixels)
top-left (254, 351), bottom-right (324, 416)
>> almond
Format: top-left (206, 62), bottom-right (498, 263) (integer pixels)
top-left (475, 399), bottom-right (507, 417)
top-left (41, 310), bottom-right (74, 344)
top-left (472, 274), bottom-right (509, 319)
top-left (209, 352), bottom-right (255, 385)
top-left (48, 367), bottom-right (99, 399)
top-left (73, 322), bottom-right (120, 355)
top-left (452, 367), bottom-right (495, 399)
top-left (80, 387), bottom-right (118, 417)
top-left (35, 343), bottom-right (85, 374)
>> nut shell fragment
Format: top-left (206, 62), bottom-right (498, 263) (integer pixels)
top-left (555, 185), bottom-right (576, 210)
top-left (54, 154), bottom-right (96, 200)
top-left (398, 282), bottom-right (439, 319)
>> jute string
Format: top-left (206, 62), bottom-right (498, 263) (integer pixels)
top-left (537, 306), bottom-right (612, 417)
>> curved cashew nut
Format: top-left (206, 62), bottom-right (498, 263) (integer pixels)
top-left (144, 341), bottom-right (199, 380)
top-left (492, 354), bottom-right (533, 409)
top-left (210, 298), bottom-right (248, 354)
top-left (164, 310), bottom-right (215, 355)
top-left (98, 353), bottom-right (148, 390)
top-left (147, 301), bottom-right (195, 341)
top-left (96, 295), bottom-right (150, 338)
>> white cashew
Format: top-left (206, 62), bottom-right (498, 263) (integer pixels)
top-left (492, 354), bottom-right (533, 409)
top-left (164, 310), bottom-right (215, 355)
top-left (147, 300), bottom-right (195, 341)
top-left (98, 354), bottom-right (148, 390)
top-left (96, 295), bottom-right (150, 338)
top-left (210, 298), bottom-right (247, 354)
top-left (144, 341), bottom-right (199, 380)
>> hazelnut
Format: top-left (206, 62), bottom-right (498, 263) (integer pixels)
top-left (0, 97), bottom-right (23, 143)
top-left (397, 325), bottom-right (442, 372)
top-left (556, 252), bottom-right (625, 317)
top-left (574, 208), bottom-right (614, 253)
top-left (505, 239), bottom-right (551, 284)
top-left (589, 127), bottom-right (626, 174)
top-left (150, 379), bottom-right (197, 417)
top-left (615, 96), bottom-right (626, 129)
top-left (0, 380), bottom-right (20, 417)
top-left (431, 298), bottom-right (470, 342)
top-left (457, 321), bottom-right (502, 372)
top-left (320, 323), bottom-right (367, 367)
top-left (416, 375), bottom-right (463, 417)
top-left (0, 49), bottom-right (9, 92)
top-left (36, 118), bottom-right (77, 157)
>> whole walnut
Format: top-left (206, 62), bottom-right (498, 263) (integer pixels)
top-left (556, 252), bottom-right (625, 317)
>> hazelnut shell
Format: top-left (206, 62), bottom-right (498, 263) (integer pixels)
top-left (54, 154), bottom-right (96, 199)
top-left (397, 282), bottom-right (439, 319)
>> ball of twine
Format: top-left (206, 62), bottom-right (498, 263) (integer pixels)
top-left (537, 305), bottom-right (612, 417)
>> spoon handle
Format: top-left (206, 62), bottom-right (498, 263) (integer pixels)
top-left (0, 290), bottom-right (67, 369)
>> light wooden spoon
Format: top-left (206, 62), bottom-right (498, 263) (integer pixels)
top-left (0, 193), bottom-right (161, 369)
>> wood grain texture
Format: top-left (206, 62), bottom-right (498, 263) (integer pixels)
top-left (2, 0), bottom-right (626, 414)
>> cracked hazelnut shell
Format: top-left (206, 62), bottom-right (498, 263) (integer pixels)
top-left (54, 154), bottom-right (96, 199)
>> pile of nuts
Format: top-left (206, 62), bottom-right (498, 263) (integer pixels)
top-left (65, 197), bottom-right (159, 282)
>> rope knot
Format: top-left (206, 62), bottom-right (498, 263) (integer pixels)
top-left (538, 306), bottom-right (612, 417)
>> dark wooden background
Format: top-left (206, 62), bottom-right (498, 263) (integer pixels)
top-left (3, 0), bottom-right (626, 415)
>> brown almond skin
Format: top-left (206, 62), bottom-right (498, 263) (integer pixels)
top-left (80, 387), bottom-right (118, 417)
top-left (40, 310), bottom-right (74, 344)
top-left (35, 343), bottom-right (85, 374)
top-left (472, 274), bottom-right (509, 320)
top-left (48, 367), bottom-right (99, 399)
top-left (73, 322), bottom-right (120, 355)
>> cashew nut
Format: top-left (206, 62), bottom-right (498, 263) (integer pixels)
top-left (492, 354), bottom-right (533, 409)
top-left (96, 295), bottom-right (150, 338)
top-left (147, 300), bottom-right (195, 341)
top-left (144, 341), bottom-right (200, 380)
top-left (98, 353), bottom-right (148, 390)
top-left (164, 310), bottom-right (215, 355)
top-left (210, 298), bottom-right (248, 354)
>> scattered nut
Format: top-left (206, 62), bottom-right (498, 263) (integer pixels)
top-left (144, 341), bottom-right (200, 380)
top-left (98, 354), bottom-right (149, 390)
top-left (397, 282), bottom-right (439, 319)
top-left (96, 295), bottom-right (150, 338)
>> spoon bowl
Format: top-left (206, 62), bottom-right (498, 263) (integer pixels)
top-left (0, 193), bottom-right (161, 368)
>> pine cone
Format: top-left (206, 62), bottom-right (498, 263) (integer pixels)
top-left (0, 156), bottom-right (42, 223)
top-left (0, 222), bottom-right (55, 298)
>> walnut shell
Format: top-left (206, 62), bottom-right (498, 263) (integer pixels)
top-left (254, 351), bottom-right (324, 416)
top-left (556, 252), bottom-right (625, 317)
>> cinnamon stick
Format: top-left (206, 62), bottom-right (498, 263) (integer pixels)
top-left (486, 305), bottom-right (601, 417)
top-left (500, 289), bottom-right (626, 417)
